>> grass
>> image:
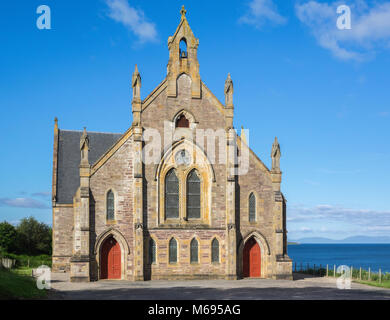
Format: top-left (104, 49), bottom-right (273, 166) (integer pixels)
top-left (0, 267), bottom-right (48, 300)
top-left (355, 280), bottom-right (390, 289)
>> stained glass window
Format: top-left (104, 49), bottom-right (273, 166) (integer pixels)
top-left (187, 170), bottom-right (200, 219)
top-left (165, 169), bottom-right (179, 219)
top-left (190, 238), bottom-right (198, 263)
top-left (211, 238), bottom-right (219, 263)
top-left (169, 238), bottom-right (177, 263)
top-left (249, 193), bottom-right (256, 222)
top-left (106, 190), bottom-right (115, 221)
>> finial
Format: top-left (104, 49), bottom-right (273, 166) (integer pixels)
top-left (134, 64), bottom-right (139, 74)
top-left (180, 5), bottom-right (186, 18)
top-left (271, 136), bottom-right (281, 172)
top-left (241, 126), bottom-right (247, 145)
top-left (54, 117), bottom-right (58, 123)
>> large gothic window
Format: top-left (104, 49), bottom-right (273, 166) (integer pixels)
top-left (165, 169), bottom-right (179, 219)
top-left (190, 238), bottom-right (199, 263)
top-left (187, 170), bottom-right (201, 219)
top-left (249, 193), bottom-right (256, 222)
top-left (106, 190), bottom-right (115, 221)
top-left (211, 238), bottom-right (219, 263)
top-left (169, 238), bottom-right (178, 264)
top-left (149, 238), bottom-right (156, 264)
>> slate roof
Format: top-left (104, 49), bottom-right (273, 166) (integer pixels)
top-left (56, 130), bottom-right (122, 204)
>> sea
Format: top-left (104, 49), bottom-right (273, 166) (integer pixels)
top-left (287, 244), bottom-right (390, 273)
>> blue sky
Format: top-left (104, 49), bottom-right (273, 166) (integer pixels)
top-left (0, 0), bottom-right (389, 240)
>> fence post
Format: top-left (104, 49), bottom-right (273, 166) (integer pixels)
top-left (379, 269), bottom-right (382, 284)
top-left (350, 266), bottom-right (353, 279)
top-left (359, 267), bottom-right (362, 280)
top-left (368, 267), bottom-right (371, 281)
top-left (326, 264), bottom-right (328, 277)
top-left (334, 265), bottom-right (336, 278)
top-left (295, 262), bottom-right (297, 272)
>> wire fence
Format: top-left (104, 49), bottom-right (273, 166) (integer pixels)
top-left (293, 262), bottom-right (390, 283)
top-left (0, 253), bottom-right (51, 269)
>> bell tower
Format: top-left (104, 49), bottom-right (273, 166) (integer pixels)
top-left (167, 6), bottom-right (201, 99)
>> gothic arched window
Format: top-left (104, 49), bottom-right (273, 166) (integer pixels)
top-left (187, 170), bottom-right (201, 219)
top-left (211, 238), bottom-right (219, 263)
top-left (149, 238), bottom-right (156, 264)
top-left (165, 169), bottom-right (179, 219)
top-left (249, 193), bottom-right (256, 222)
top-left (190, 238), bottom-right (199, 263)
top-left (106, 190), bottom-right (115, 221)
top-left (169, 238), bottom-right (178, 264)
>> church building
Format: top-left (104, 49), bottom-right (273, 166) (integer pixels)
top-left (51, 7), bottom-right (292, 281)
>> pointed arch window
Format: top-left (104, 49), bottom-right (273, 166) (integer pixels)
top-left (106, 190), bottom-right (115, 221)
top-left (249, 193), bottom-right (256, 222)
top-left (149, 238), bottom-right (156, 264)
top-left (169, 238), bottom-right (178, 264)
top-left (211, 238), bottom-right (219, 263)
top-left (165, 169), bottom-right (179, 219)
top-left (176, 114), bottom-right (189, 128)
top-left (187, 170), bottom-right (201, 219)
top-left (179, 38), bottom-right (187, 58)
top-left (190, 238), bottom-right (199, 263)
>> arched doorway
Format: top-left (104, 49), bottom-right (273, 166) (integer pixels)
top-left (243, 237), bottom-right (261, 277)
top-left (100, 236), bottom-right (121, 279)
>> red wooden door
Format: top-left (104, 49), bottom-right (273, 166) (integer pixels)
top-left (101, 237), bottom-right (121, 279)
top-left (243, 238), bottom-right (261, 278)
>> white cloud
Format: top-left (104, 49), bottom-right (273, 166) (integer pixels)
top-left (239, 0), bottom-right (287, 28)
top-left (0, 197), bottom-right (49, 209)
top-left (287, 203), bottom-right (390, 236)
top-left (295, 1), bottom-right (390, 61)
top-left (105, 0), bottom-right (157, 43)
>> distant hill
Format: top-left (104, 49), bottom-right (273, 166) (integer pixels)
top-left (290, 236), bottom-right (390, 244)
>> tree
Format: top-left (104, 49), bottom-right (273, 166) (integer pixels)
top-left (15, 217), bottom-right (52, 255)
top-left (0, 221), bottom-right (17, 253)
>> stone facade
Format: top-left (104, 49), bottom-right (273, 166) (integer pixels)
top-left (51, 7), bottom-right (292, 282)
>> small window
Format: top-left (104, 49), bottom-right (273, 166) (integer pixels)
top-left (179, 38), bottom-right (187, 58)
top-left (187, 170), bottom-right (201, 219)
top-left (249, 193), bottom-right (256, 222)
top-left (169, 238), bottom-right (177, 263)
top-left (176, 114), bottom-right (189, 128)
top-left (190, 238), bottom-right (198, 263)
top-left (149, 238), bottom-right (156, 264)
top-left (165, 169), bottom-right (179, 219)
top-left (106, 190), bottom-right (115, 220)
top-left (211, 238), bottom-right (219, 263)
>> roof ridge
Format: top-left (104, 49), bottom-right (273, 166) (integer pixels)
top-left (59, 129), bottom-right (122, 135)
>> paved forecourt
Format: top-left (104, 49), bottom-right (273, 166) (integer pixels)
top-left (48, 273), bottom-right (390, 300)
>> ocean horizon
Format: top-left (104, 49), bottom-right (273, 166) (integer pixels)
top-left (287, 243), bottom-right (390, 273)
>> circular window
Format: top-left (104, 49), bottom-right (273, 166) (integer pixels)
top-left (175, 149), bottom-right (191, 166)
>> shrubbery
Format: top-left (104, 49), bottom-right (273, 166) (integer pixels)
top-left (0, 217), bottom-right (52, 260)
